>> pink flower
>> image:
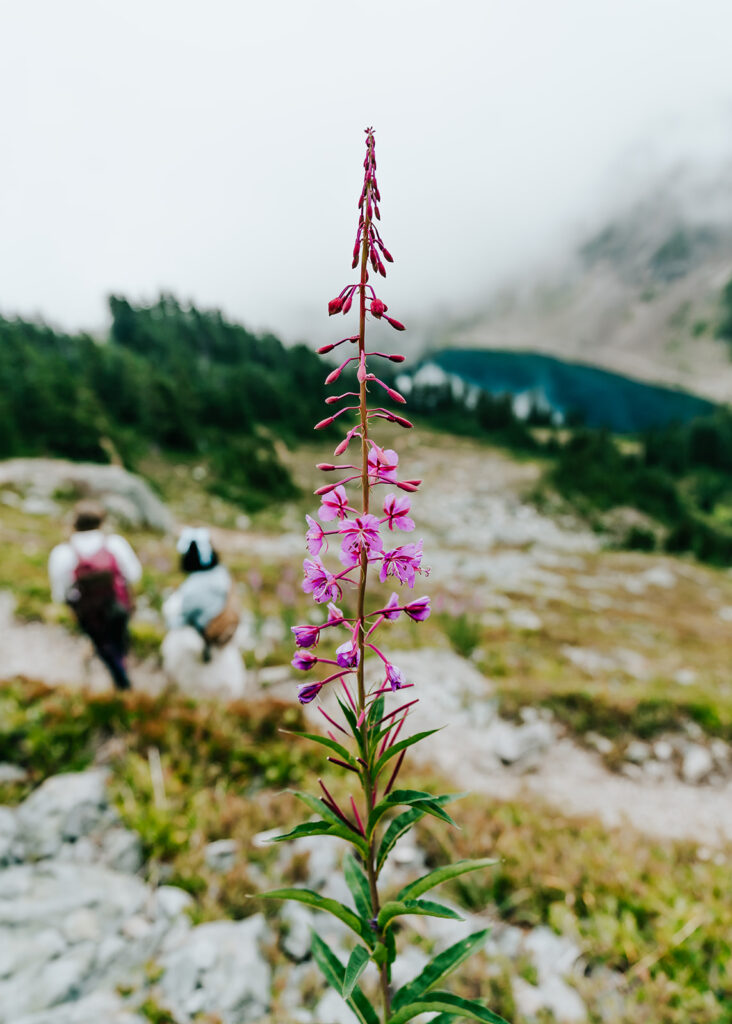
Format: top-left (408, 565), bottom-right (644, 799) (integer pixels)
top-left (336, 640), bottom-right (360, 668)
top-left (405, 596), bottom-right (431, 621)
top-left (338, 513), bottom-right (383, 568)
top-left (291, 624), bottom-right (320, 648)
top-left (292, 650), bottom-right (318, 670)
top-left (383, 493), bottom-right (415, 532)
top-left (385, 663), bottom-right (405, 691)
top-left (305, 515), bottom-right (326, 555)
top-left (327, 602), bottom-right (344, 624)
top-left (298, 682), bottom-right (323, 704)
top-left (368, 445), bottom-right (398, 484)
top-left (382, 592), bottom-right (402, 621)
top-left (302, 558), bottom-right (341, 604)
top-left (318, 485), bottom-right (351, 522)
top-left (379, 540), bottom-right (424, 588)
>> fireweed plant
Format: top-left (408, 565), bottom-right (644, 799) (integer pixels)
top-left (261, 129), bottom-right (506, 1024)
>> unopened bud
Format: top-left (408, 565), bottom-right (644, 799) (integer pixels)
top-left (377, 259), bottom-right (386, 277)
top-left (342, 293), bottom-right (353, 315)
top-left (315, 417), bottom-right (335, 430)
top-left (392, 414), bottom-right (414, 428)
top-left (382, 247), bottom-right (394, 262)
top-left (328, 297), bottom-right (344, 316)
top-left (325, 367), bottom-right (343, 385)
top-left (388, 354), bottom-right (405, 362)
top-left (384, 316), bottom-right (405, 331)
top-left (334, 438), bottom-right (350, 456)
top-left (385, 387), bottom-right (406, 404)
top-left (357, 355), bottom-right (367, 383)
top-left (315, 482), bottom-right (339, 495)
top-left (316, 463), bottom-right (337, 471)
top-left (396, 479), bottom-right (421, 492)
top-left (370, 299), bottom-right (387, 318)
top-left (318, 343), bottom-right (335, 354)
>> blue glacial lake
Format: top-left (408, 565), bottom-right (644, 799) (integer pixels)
top-left (429, 349), bottom-right (717, 432)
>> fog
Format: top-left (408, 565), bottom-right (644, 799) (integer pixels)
top-left (2, 0), bottom-right (732, 345)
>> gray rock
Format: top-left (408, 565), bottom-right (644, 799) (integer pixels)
top-left (154, 885), bottom-right (194, 920)
top-left (625, 741), bottom-right (651, 765)
top-left (0, 943), bottom-right (97, 1019)
top-left (13, 990), bottom-right (148, 1024)
top-left (204, 838), bottom-right (238, 873)
top-left (652, 739), bottom-right (674, 761)
top-left (280, 901), bottom-right (314, 962)
top-left (314, 988), bottom-right (359, 1024)
top-left (0, 459), bottom-right (173, 533)
top-left (682, 745), bottom-right (714, 785)
top-left (524, 926), bottom-right (581, 980)
top-left (160, 914), bottom-right (272, 1023)
top-left (0, 762), bottom-right (29, 783)
top-left (17, 771), bottom-right (109, 859)
top-left (491, 719), bottom-right (554, 765)
top-left (514, 975), bottom-right (587, 1022)
top-left (63, 908), bottom-right (101, 944)
top-left (99, 828), bottom-right (143, 874)
top-left (0, 807), bottom-right (20, 865)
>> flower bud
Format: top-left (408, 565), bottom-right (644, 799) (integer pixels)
top-left (391, 414), bottom-right (414, 428)
top-left (328, 297), bottom-right (344, 316)
top-left (377, 259), bottom-right (386, 277)
top-left (316, 463), bottom-right (337, 471)
top-left (385, 387), bottom-right (406, 404)
top-left (384, 316), bottom-right (405, 331)
top-left (396, 480), bottom-right (420, 492)
top-left (342, 293), bottom-right (353, 315)
top-left (388, 354), bottom-right (405, 362)
top-left (381, 247), bottom-right (394, 263)
top-left (370, 299), bottom-right (387, 318)
top-left (318, 343), bottom-right (335, 354)
top-left (315, 416), bottom-right (335, 430)
top-left (333, 437), bottom-right (350, 456)
top-left (314, 482), bottom-right (339, 495)
top-left (357, 355), bottom-right (367, 383)
top-left (324, 366), bottom-right (343, 385)
top-left (292, 650), bottom-right (318, 671)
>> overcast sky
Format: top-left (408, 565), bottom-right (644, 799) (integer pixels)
top-left (2, 0), bottom-right (732, 345)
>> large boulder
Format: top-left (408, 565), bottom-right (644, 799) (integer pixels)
top-left (0, 458), bottom-right (173, 532)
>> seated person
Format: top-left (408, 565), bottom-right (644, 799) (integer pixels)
top-left (162, 527), bottom-right (246, 699)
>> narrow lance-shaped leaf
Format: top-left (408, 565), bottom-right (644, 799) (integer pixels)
top-left (377, 795), bottom-right (460, 872)
top-left (373, 729), bottom-right (440, 779)
top-left (369, 789), bottom-right (462, 833)
top-left (258, 888), bottom-right (375, 947)
top-left (311, 933), bottom-right (379, 1024)
top-left (268, 820), bottom-right (361, 846)
top-left (391, 929), bottom-right (489, 1011)
top-left (284, 730), bottom-right (358, 768)
top-left (377, 898), bottom-right (462, 930)
top-left (397, 858), bottom-right (498, 901)
top-left (387, 991), bottom-right (511, 1024)
top-left (344, 853), bottom-right (372, 919)
top-left (343, 946), bottom-right (370, 998)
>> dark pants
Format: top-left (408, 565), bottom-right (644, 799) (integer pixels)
top-left (83, 606), bottom-right (132, 691)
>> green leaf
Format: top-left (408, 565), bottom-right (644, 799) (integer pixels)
top-left (268, 820), bottom-right (359, 846)
top-left (343, 946), bottom-right (370, 998)
top-left (377, 899), bottom-right (463, 930)
top-left (288, 792), bottom-right (369, 855)
top-left (397, 858), bottom-right (498, 902)
top-left (376, 796), bottom-right (458, 872)
top-left (368, 790), bottom-right (458, 833)
top-left (373, 729), bottom-right (440, 779)
top-left (344, 854), bottom-right (372, 919)
top-left (258, 887), bottom-right (374, 947)
top-left (387, 991), bottom-right (511, 1024)
top-left (286, 730), bottom-right (358, 768)
top-left (391, 930), bottom-right (489, 1011)
top-left (311, 933), bottom-right (379, 1024)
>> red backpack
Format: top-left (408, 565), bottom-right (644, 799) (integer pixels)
top-left (66, 541), bottom-right (132, 628)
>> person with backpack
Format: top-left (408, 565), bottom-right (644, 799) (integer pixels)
top-left (161, 527), bottom-right (246, 699)
top-left (48, 500), bottom-right (142, 690)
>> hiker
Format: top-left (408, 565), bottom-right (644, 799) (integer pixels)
top-left (48, 500), bottom-right (141, 690)
top-left (161, 527), bottom-right (246, 699)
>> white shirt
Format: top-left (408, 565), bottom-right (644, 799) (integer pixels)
top-left (48, 530), bottom-right (143, 603)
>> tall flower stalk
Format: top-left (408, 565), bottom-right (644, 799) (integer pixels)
top-left (261, 129), bottom-right (506, 1024)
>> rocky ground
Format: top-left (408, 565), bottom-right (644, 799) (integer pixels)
top-left (1, 443), bottom-right (732, 1022)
